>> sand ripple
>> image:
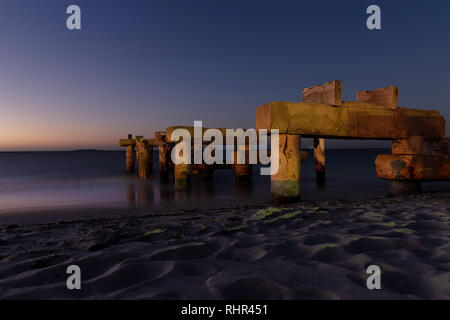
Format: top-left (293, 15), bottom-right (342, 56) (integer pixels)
top-left (1, 192), bottom-right (449, 299)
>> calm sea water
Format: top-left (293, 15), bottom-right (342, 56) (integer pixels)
top-left (0, 150), bottom-right (449, 223)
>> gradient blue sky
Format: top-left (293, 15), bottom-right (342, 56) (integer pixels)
top-left (0, 0), bottom-right (449, 150)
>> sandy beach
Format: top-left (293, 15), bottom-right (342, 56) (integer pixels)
top-left (0, 192), bottom-right (449, 300)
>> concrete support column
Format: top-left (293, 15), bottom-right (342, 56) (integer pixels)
top-left (203, 147), bottom-right (214, 180)
top-left (233, 145), bottom-right (252, 185)
top-left (126, 145), bottom-right (135, 174)
top-left (314, 138), bottom-right (325, 183)
top-left (155, 131), bottom-right (170, 182)
top-left (389, 135), bottom-right (423, 196)
top-left (147, 144), bottom-right (153, 172)
top-left (135, 135), bottom-right (142, 176)
top-left (125, 134), bottom-right (135, 174)
top-left (174, 140), bottom-right (190, 191)
top-left (271, 134), bottom-right (301, 204)
top-left (175, 163), bottom-right (190, 191)
top-left (168, 143), bottom-right (175, 174)
top-left (136, 137), bottom-right (153, 179)
top-left (158, 143), bottom-right (169, 182)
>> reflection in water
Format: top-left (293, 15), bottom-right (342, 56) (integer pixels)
top-left (316, 178), bottom-right (326, 189)
top-left (123, 168), bottom-right (257, 210)
top-left (174, 189), bottom-right (191, 202)
top-left (126, 182), bottom-right (136, 208)
top-left (159, 188), bottom-right (174, 203)
top-left (137, 180), bottom-right (153, 206)
top-left (315, 180), bottom-right (327, 196)
top-left (235, 181), bottom-right (254, 197)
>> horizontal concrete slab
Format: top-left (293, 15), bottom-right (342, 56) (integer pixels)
top-left (256, 101), bottom-right (445, 139)
top-left (119, 138), bottom-right (156, 147)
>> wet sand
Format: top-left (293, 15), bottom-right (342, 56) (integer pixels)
top-left (0, 193), bottom-right (449, 299)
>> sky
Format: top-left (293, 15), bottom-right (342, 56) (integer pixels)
top-left (0, 0), bottom-right (449, 151)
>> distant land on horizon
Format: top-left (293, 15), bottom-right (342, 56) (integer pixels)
top-left (72, 149), bottom-right (106, 152)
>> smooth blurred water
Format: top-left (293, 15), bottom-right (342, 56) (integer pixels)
top-left (0, 150), bottom-right (449, 223)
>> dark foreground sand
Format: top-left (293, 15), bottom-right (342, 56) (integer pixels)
top-left (0, 193), bottom-right (449, 299)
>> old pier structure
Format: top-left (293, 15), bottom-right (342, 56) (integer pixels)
top-left (121, 80), bottom-right (449, 203)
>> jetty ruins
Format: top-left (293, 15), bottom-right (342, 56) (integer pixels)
top-left (120, 80), bottom-right (449, 204)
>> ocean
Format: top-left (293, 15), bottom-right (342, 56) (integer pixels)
top-left (0, 149), bottom-right (449, 223)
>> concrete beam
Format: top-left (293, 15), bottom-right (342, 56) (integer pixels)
top-left (120, 138), bottom-right (156, 147)
top-left (256, 102), bottom-right (445, 139)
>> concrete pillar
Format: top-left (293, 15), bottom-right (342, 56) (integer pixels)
top-left (233, 145), bottom-right (252, 184)
top-left (271, 134), bottom-right (301, 204)
top-left (155, 132), bottom-right (170, 182)
top-left (159, 144), bottom-right (169, 181)
top-left (314, 138), bottom-right (325, 183)
top-left (135, 135), bottom-right (143, 175)
top-left (175, 163), bottom-right (190, 191)
top-left (136, 138), bottom-right (153, 179)
top-left (168, 143), bottom-right (175, 173)
top-left (389, 135), bottom-right (423, 196)
top-left (126, 145), bottom-right (135, 174)
top-left (125, 134), bottom-right (135, 174)
top-left (202, 147), bottom-right (215, 180)
top-left (148, 144), bottom-right (153, 172)
top-left (174, 140), bottom-right (190, 191)
top-left (138, 148), bottom-right (150, 179)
